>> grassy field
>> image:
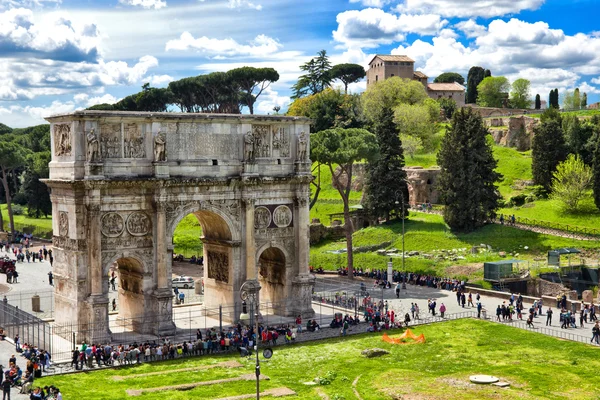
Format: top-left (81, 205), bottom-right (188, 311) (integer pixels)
top-left (500, 198), bottom-right (600, 229)
top-left (36, 319), bottom-right (600, 399)
top-left (309, 212), bottom-right (600, 283)
top-left (0, 204), bottom-right (52, 232)
top-left (173, 214), bottom-right (203, 257)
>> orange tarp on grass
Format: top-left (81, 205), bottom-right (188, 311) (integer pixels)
top-left (382, 330), bottom-right (426, 345)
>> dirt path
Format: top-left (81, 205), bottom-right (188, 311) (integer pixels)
top-left (113, 360), bottom-right (242, 381)
top-left (126, 373), bottom-right (270, 396)
top-left (352, 375), bottom-right (364, 400)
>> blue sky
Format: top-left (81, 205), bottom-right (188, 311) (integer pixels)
top-left (1, 0), bottom-right (600, 127)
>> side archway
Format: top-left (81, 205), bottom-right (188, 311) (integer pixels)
top-left (257, 246), bottom-right (290, 312)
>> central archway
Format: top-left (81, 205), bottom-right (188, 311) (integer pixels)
top-left (168, 206), bottom-right (239, 315)
top-left (258, 246), bottom-right (288, 313)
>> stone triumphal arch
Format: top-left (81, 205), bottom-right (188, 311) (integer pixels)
top-left (45, 111), bottom-right (315, 342)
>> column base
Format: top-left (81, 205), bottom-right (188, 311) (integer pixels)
top-left (152, 290), bottom-right (176, 336)
top-left (289, 274), bottom-right (316, 318)
top-left (85, 163), bottom-right (104, 178)
top-left (84, 294), bottom-right (112, 343)
top-left (153, 162), bottom-right (170, 178)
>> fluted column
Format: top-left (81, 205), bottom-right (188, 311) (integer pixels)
top-left (156, 201), bottom-right (168, 289)
top-left (295, 195), bottom-right (310, 275)
top-left (87, 204), bottom-right (103, 295)
top-left (244, 198), bottom-right (256, 281)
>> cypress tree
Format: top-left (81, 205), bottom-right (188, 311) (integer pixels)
top-left (535, 94), bottom-right (541, 110)
top-left (467, 66), bottom-right (485, 104)
top-left (593, 133), bottom-right (600, 210)
top-left (436, 108), bottom-right (501, 232)
top-left (364, 106), bottom-right (408, 220)
top-left (532, 109), bottom-right (567, 191)
top-left (582, 92), bottom-right (588, 109)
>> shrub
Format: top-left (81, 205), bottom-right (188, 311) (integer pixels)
top-left (12, 192), bottom-right (27, 206)
top-left (509, 194), bottom-right (527, 207)
top-left (11, 205), bottom-right (24, 215)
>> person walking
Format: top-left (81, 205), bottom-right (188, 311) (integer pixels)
top-left (546, 307), bottom-right (553, 326)
top-left (592, 321), bottom-right (600, 344)
top-left (467, 292), bottom-right (474, 307)
top-left (48, 272), bottom-right (53, 286)
top-left (1, 377), bottom-right (11, 400)
top-left (477, 301), bottom-right (483, 319)
top-left (112, 298), bottom-right (116, 312)
top-left (439, 303), bottom-right (446, 318)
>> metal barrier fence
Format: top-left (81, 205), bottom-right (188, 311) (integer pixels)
top-left (0, 301), bottom-right (53, 354)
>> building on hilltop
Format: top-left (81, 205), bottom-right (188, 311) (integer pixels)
top-left (366, 54), bottom-right (466, 106)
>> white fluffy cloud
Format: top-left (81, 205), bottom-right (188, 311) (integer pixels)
top-left (254, 87), bottom-right (289, 114)
top-left (0, 0), bottom-right (61, 10)
top-left (0, 8), bottom-right (101, 62)
top-left (349, 0), bottom-right (390, 7)
top-left (119, 0), bottom-right (167, 9)
top-left (74, 93), bottom-right (120, 107)
top-left (0, 55), bottom-right (161, 100)
top-left (228, 0), bottom-right (262, 10)
top-left (455, 19), bottom-right (486, 38)
top-left (166, 33), bottom-right (282, 57)
top-left (333, 8), bottom-right (447, 48)
top-left (0, 100), bottom-right (79, 128)
top-left (148, 74), bottom-right (174, 86)
top-left (395, 0), bottom-right (545, 18)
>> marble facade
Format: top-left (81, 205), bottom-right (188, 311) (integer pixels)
top-left (44, 111), bottom-right (315, 343)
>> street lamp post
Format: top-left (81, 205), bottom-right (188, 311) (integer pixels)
top-left (394, 190), bottom-right (406, 285)
top-left (240, 280), bottom-right (262, 400)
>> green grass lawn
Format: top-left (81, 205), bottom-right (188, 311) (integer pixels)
top-left (0, 204), bottom-right (52, 232)
top-left (310, 212), bottom-right (600, 282)
top-left (173, 214), bottom-right (203, 257)
top-left (493, 146), bottom-right (532, 197)
top-left (500, 198), bottom-right (600, 230)
top-left (36, 319), bottom-right (600, 399)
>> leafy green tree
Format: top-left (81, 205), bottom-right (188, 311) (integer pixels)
top-left (438, 98), bottom-right (457, 119)
top-left (476, 76), bottom-right (510, 108)
top-left (563, 88), bottom-right (581, 110)
top-left (394, 99), bottom-right (440, 151)
top-left (311, 128), bottom-right (379, 277)
top-left (436, 108), bottom-right (501, 232)
top-left (362, 77), bottom-right (428, 123)
top-left (509, 78), bottom-right (532, 109)
top-left (484, 69), bottom-right (492, 78)
top-left (0, 139), bottom-right (30, 237)
top-left (400, 134), bottom-right (423, 158)
top-left (548, 89), bottom-right (560, 109)
top-left (87, 103), bottom-right (116, 111)
top-left (227, 67), bottom-right (279, 114)
top-left (135, 83), bottom-right (172, 112)
top-left (287, 88), bottom-right (364, 133)
top-left (329, 64), bottom-right (365, 94)
top-left (535, 94), bottom-right (541, 110)
top-left (551, 154), bottom-right (593, 211)
top-left (434, 72), bottom-right (465, 85)
top-left (292, 50), bottom-right (332, 99)
top-left (582, 92), bottom-right (588, 109)
top-left (0, 123), bottom-right (11, 135)
top-left (467, 66), bottom-right (486, 104)
top-left (22, 152), bottom-right (51, 218)
top-left (532, 109), bottom-right (568, 191)
top-left (364, 106), bottom-right (408, 221)
top-left (593, 132), bottom-right (600, 210)
top-left (563, 115), bottom-right (595, 163)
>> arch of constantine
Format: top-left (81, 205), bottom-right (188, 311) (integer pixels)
top-left (44, 111), bottom-right (315, 342)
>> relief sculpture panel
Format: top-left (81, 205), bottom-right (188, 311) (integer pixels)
top-left (100, 123), bottom-right (122, 159)
top-left (254, 206), bottom-right (271, 229)
top-left (124, 123), bottom-right (146, 158)
top-left (252, 125), bottom-right (271, 158)
top-left (207, 251), bottom-right (229, 283)
top-left (272, 205), bottom-right (292, 228)
top-left (58, 212), bottom-right (69, 236)
top-left (101, 212), bottom-right (124, 237)
top-left (54, 124), bottom-right (72, 156)
top-left (272, 126), bottom-right (290, 158)
top-left (126, 212), bottom-right (152, 236)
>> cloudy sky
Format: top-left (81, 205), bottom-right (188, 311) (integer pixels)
top-left (1, 0), bottom-right (599, 127)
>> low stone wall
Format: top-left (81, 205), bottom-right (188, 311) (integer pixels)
top-left (309, 223), bottom-right (346, 245)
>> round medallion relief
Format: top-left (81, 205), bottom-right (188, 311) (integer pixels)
top-left (58, 212), bottom-right (69, 236)
top-left (254, 206), bottom-right (272, 229)
top-left (126, 212), bottom-right (152, 236)
top-left (273, 205), bottom-right (292, 228)
top-left (101, 212), bottom-right (124, 237)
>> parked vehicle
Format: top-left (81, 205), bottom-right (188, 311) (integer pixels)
top-left (172, 276), bottom-right (195, 289)
top-left (0, 257), bottom-right (16, 274)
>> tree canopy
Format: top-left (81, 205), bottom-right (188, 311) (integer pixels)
top-left (362, 77), bottom-right (428, 123)
top-left (532, 110), bottom-right (568, 191)
top-left (434, 72), bottom-right (465, 85)
top-left (509, 78), bottom-right (532, 109)
top-left (437, 108), bottom-right (501, 232)
top-left (551, 154), bottom-right (592, 212)
top-left (466, 66), bottom-right (486, 104)
top-left (476, 76), bottom-right (510, 108)
top-left (329, 63), bottom-right (365, 94)
top-left (226, 67), bottom-right (279, 114)
top-left (311, 127), bottom-right (379, 277)
top-left (292, 50), bottom-right (332, 99)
